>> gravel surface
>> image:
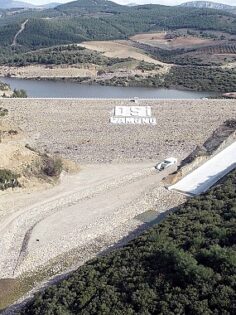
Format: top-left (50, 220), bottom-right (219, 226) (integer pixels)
top-left (0, 98), bottom-right (235, 311)
top-left (1, 99), bottom-right (235, 164)
top-left (0, 163), bottom-right (181, 279)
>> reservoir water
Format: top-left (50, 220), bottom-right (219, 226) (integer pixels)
top-left (1, 77), bottom-right (216, 99)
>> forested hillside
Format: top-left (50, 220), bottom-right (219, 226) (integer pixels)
top-left (0, 44), bottom-right (134, 67)
top-left (1, 0), bottom-right (236, 92)
top-left (20, 169), bottom-right (236, 315)
top-left (180, 1), bottom-right (235, 11)
top-left (55, 0), bottom-right (125, 14)
top-left (0, 0), bottom-right (236, 50)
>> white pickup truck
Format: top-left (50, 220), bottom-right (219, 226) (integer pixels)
top-left (155, 157), bottom-right (177, 171)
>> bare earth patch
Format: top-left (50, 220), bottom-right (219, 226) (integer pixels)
top-left (131, 32), bottom-right (216, 50)
top-left (0, 65), bottom-right (97, 79)
top-left (0, 90), bottom-right (12, 98)
top-left (221, 60), bottom-right (236, 69)
top-left (79, 40), bottom-right (168, 69)
top-left (0, 278), bottom-right (20, 310)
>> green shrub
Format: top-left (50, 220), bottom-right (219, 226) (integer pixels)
top-left (41, 156), bottom-right (63, 177)
top-left (0, 169), bottom-right (20, 190)
top-left (8, 129), bottom-right (18, 135)
top-left (11, 89), bottom-right (28, 98)
top-left (20, 169), bottom-right (236, 315)
top-left (0, 107), bottom-right (8, 117)
top-left (0, 82), bottom-right (10, 91)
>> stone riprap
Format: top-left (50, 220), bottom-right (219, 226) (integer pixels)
top-left (1, 99), bottom-right (235, 164)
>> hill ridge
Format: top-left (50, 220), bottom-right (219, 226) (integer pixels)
top-left (180, 1), bottom-right (235, 11)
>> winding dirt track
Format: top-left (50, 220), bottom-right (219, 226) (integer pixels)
top-left (1, 98), bottom-right (235, 281)
top-left (0, 163), bottom-right (175, 278)
top-left (11, 19), bottom-right (28, 46)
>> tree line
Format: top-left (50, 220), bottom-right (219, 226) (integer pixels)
top-left (20, 168), bottom-right (236, 314)
top-left (0, 3), bottom-right (236, 50)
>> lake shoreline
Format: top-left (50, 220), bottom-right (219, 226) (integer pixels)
top-left (1, 74), bottom-right (221, 93)
top-left (0, 76), bottom-right (218, 99)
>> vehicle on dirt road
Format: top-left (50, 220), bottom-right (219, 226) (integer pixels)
top-left (155, 157), bottom-right (177, 171)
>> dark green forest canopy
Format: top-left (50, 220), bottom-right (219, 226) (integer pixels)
top-left (0, 1), bottom-right (236, 50)
top-left (55, 0), bottom-right (125, 15)
top-left (98, 66), bottom-right (236, 92)
top-left (20, 169), bottom-right (236, 315)
top-left (0, 45), bottom-right (134, 67)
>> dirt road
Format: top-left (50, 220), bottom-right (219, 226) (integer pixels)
top-left (1, 98), bottom-right (233, 281)
top-left (0, 163), bottom-right (180, 278)
top-left (11, 19), bottom-right (28, 46)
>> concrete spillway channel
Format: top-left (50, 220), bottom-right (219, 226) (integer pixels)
top-left (169, 141), bottom-right (236, 196)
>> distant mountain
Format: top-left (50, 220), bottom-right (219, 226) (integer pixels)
top-left (0, 0), bottom-right (60, 9)
top-left (40, 3), bottom-right (61, 9)
top-left (0, 0), bottom-right (35, 9)
top-left (1, 0), bottom-right (236, 51)
top-left (56, 0), bottom-right (125, 14)
top-left (180, 1), bottom-right (235, 11)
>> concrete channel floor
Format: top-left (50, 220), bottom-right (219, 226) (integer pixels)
top-left (169, 141), bottom-right (236, 195)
